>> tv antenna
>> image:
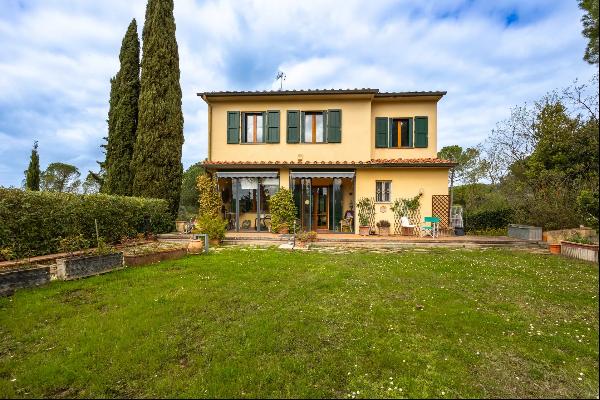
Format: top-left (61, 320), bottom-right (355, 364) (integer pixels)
top-left (276, 71), bottom-right (286, 90)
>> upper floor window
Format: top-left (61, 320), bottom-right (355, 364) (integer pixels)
top-left (375, 116), bottom-right (428, 149)
top-left (242, 113), bottom-right (264, 143)
top-left (303, 112), bottom-right (325, 143)
top-left (391, 118), bottom-right (411, 148)
top-left (376, 181), bottom-right (391, 202)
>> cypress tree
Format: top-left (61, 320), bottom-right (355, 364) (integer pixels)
top-left (131, 0), bottom-right (184, 218)
top-left (103, 19), bottom-right (140, 195)
top-left (24, 141), bottom-right (40, 191)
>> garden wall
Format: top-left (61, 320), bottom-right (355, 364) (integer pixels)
top-left (560, 241), bottom-right (599, 263)
top-left (0, 266), bottom-right (50, 297)
top-left (0, 189), bottom-right (173, 258)
top-left (124, 248), bottom-right (187, 267)
top-left (56, 253), bottom-right (124, 280)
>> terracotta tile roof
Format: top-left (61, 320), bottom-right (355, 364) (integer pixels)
top-left (202, 158), bottom-right (455, 168)
top-left (197, 89), bottom-right (446, 98)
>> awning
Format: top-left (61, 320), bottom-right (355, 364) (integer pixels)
top-left (289, 171), bottom-right (355, 179)
top-left (215, 171), bottom-right (278, 178)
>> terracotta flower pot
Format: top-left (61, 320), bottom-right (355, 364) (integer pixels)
top-left (279, 226), bottom-right (289, 234)
top-left (359, 226), bottom-right (370, 236)
top-left (379, 227), bottom-right (390, 236)
top-left (187, 239), bottom-right (204, 254)
top-left (209, 238), bottom-right (221, 247)
top-left (548, 243), bottom-right (561, 255)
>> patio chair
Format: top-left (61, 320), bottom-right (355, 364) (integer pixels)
top-left (400, 216), bottom-right (417, 236)
top-left (340, 217), bottom-right (353, 233)
top-left (420, 216), bottom-right (440, 238)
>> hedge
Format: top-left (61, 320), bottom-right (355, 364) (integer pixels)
top-left (0, 189), bottom-right (173, 258)
top-left (464, 208), bottom-right (514, 233)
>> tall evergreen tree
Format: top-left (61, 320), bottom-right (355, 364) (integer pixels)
top-left (103, 19), bottom-right (140, 195)
top-left (24, 141), bottom-right (40, 191)
top-left (131, 0), bottom-right (184, 217)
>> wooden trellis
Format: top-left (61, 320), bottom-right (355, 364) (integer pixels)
top-left (391, 197), bottom-right (422, 235)
top-left (432, 195), bottom-right (450, 229)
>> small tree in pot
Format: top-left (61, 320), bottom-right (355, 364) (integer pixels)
top-left (268, 188), bottom-right (297, 234)
top-left (376, 219), bottom-right (391, 236)
top-left (357, 197), bottom-right (374, 236)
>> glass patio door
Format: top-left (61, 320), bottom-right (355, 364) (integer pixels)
top-left (312, 187), bottom-right (329, 230)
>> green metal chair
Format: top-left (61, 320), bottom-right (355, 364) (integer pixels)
top-left (420, 216), bottom-right (440, 238)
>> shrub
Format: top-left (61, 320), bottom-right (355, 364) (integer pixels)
top-left (376, 220), bottom-right (391, 228)
top-left (566, 233), bottom-right (595, 245)
top-left (0, 188), bottom-right (172, 258)
top-left (357, 197), bottom-right (374, 227)
top-left (296, 230), bottom-right (318, 242)
top-left (194, 214), bottom-right (227, 241)
top-left (268, 188), bottom-right (297, 233)
top-left (464, 208), bottom-right (514, 234)
top-left (197, 174), bottom-right (222, 219)
top-left (58, 234), bottom-right (90, 255)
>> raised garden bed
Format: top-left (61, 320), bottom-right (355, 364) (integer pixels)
top-left (560, 240), bottom-right (599, 263)
top-left (508, 224), bottom-right (542, 241)
top-left (0, 265), bottom-right (50, 296)
top-left (124, 248), bottom-right (187, 267)
top-left (57, 253), bottom-right (124, 280)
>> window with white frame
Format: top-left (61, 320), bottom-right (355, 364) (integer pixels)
top-left (376, 181), bottom-right (391, 202)
top-left (242, 113), bottom-right (264, 143)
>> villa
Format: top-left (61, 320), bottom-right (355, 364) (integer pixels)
top-left (198, 88), bottom-right (454, 234)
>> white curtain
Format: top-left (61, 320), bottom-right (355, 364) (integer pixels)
top-left (240, 178), bottom-right (257, 190)
top-left (262, 177), bottom-right (279, 186)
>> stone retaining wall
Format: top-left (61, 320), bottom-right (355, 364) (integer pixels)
top-left (124, 248), bottom-right (187, 267)
top-left (0, 266), bottom-right (50, 296)
top-left (56, 253), bottom-right (124, 280)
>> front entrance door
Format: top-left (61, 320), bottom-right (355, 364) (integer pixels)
top-left (312, 186), bottom-right (329, 231)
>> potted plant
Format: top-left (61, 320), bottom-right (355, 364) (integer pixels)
top-left (356, 197), bottom-right (374, 236)
top-left (376, 220), bottom-right (391, 236)
top-left (296, 230), bottom-right (318, 247)
top-left (268, 188), bottom-right (297, 234)
top-left (193, 215), bottom-right (227, 246)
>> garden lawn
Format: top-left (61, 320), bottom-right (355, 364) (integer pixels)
top-left (0, 247), bottom-right (598, 398)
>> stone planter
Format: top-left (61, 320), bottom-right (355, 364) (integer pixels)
top-left (187, 239), bottom-right (205, 255)
top-left (175, 220), bottom-right (187, 233)
top-left (0, 265), bottom-right (50, 297)
top-left (508, 224), bottom-right (542, 241)
top-left (359, 226), bottom-right (370, 236)
top-left (56, 252), bottom-right (123, 280)
top-left (378, 226), bottom-right (390, 236)
top-left (560, 241), bottom-right (599, 263)
top-left (125, 248), bottom-right (188, 266)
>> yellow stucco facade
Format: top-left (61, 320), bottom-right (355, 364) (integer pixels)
top-left (199, 89), bottom-right (452, 234)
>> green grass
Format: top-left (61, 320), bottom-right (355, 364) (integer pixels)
top-left (1, 247), bottom-right (598, 398)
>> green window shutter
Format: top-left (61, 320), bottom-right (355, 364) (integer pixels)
top-left (227, 111), bottom-right (240, 144)
top-left (266, 110), bottom-right (280, 143)
top-left (327, 109), bottom-right (342, 143)
top-left (375, 117), bottom-right (388, 148)
top-left (287, 110), bottom-right (300, 143)
top-left (414, 116), bottom-right (428, 148)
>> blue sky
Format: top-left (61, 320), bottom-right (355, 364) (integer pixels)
top-left (0, 0), bottom-right (595, 187)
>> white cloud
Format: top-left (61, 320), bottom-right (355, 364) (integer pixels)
top-left (0, 0), bottom-right (596, 187)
